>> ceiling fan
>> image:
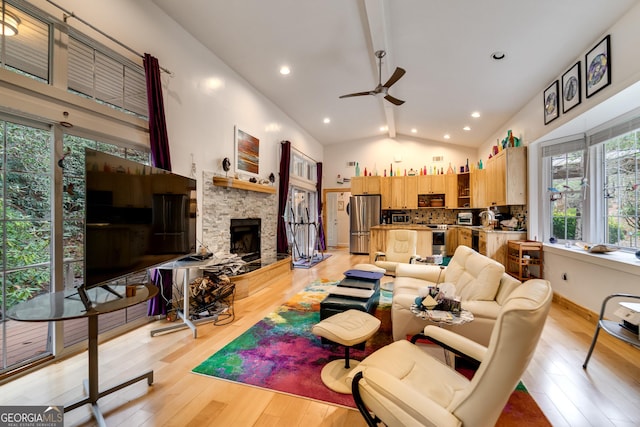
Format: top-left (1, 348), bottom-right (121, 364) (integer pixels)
top-left (339, 50), bottom-right (406, 105)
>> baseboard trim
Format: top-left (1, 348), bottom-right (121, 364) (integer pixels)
top-left (552, 293), bottom-right (599, 325)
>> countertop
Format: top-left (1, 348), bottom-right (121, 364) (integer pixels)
top-left (371, 224), bottom-right (526, 234)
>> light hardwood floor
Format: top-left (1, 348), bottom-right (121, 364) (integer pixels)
top-left (1, 249), bottom-right (638, 426)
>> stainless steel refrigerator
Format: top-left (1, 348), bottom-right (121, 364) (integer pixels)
top-left (348, 194), bottom-right (381, 254)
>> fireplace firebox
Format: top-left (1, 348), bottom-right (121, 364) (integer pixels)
top-left (230, 218), bottom-right (261, 262)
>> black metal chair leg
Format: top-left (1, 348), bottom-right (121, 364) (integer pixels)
top-left (352, 371), bottom-right (380, 427)
top-left (583, 323), bottom-right (601, 369)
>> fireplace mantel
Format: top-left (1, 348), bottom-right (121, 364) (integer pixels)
top-left (212, 176), bottom-right (276, 194)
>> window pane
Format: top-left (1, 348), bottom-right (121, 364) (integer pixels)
top-left (604, 131), bottom-right (640, 248)
top-left (550, 151), bottom-right (585, 242)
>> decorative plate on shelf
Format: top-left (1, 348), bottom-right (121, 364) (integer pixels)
top-left (574, 242), bottom-right (618, 253)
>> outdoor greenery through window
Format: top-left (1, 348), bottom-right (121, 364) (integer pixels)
top-left (603, 130), bottom-right (640, 248)
top-left (0, 120), bottom-right (51, 312)
top-left (551, 150), bottom-right (585, 242)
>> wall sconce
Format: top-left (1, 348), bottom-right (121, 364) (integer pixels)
top-left (1, 9), bottom-right (20, 36)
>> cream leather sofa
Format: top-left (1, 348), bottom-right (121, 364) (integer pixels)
top-left (391, 245), bottom-right (521, 345)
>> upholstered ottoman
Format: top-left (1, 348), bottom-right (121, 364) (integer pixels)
top-left (320, 268), bottom-right (383, 320)
top-left (312, 309), bottom-right (381, 394)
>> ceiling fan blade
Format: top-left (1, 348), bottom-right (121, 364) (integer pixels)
top-left (339, 91), bottom-right (374, 99)
top-left (383, 67), bottom-right (406, 89)
top-left (384, 94), bottom-right (405, 105)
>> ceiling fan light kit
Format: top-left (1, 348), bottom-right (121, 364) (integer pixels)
top-left (339, 50), bottom-right (406, 105)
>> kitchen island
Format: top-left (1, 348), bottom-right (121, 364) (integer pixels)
top-left (369, 225), bottom-right (434, 263)
top-left (370, 224), bottom-right (527, 267)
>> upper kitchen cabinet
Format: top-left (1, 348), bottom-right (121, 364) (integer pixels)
top-left (391, 176), bottom-right (418, 209)
top-left (351, 176), bottom-right (381, 195)
top-left (417, 175), bottom-right (445, 195)
top-left (380, 177), bottom-right (393, 209)
top-left (471, 169), bottom-right (487, 208)
top-left (485, 147), bottom-right (527, 206)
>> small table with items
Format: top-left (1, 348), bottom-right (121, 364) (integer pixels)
top-left (409, 303), bottom-right (474, 366)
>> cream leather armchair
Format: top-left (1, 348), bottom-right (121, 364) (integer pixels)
top-left (392, 245), bottom-right (521, 345)
top-left (374, 229), bottom-right (419, 276)
top-left (349, 279), bottom-right (552, 427)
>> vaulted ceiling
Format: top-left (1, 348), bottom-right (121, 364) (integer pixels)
top-left (152, 0), bottom-right (638, 147)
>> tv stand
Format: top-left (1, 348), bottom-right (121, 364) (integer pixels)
top-left (7, 284), bottom-right (158, 427)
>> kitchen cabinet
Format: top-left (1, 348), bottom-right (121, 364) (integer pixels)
top-left (454, 173), bottom-right (470, 209)
top-left (446, 227), bottom-right (458, 256)
top-left (351, 176), bottom-right (381, 195)
top-left (478, 230), bottom-right (527, 266)
top-left (391, 176), bottom-right (417, 209)
top-left (458, 227), bottom-right (472, 248)
top-left (485, 147), bottom-right (527, 206)
top-left (471, 169), bottom-right (487, 208)
top-left (380, 176), bottom-right (393, 209)
top-left (445, 174), bottom-right (460, 208)
top-left (507, 240), bottom-right (543, 280)
top-left (417, 175), bottom-right (445, 194)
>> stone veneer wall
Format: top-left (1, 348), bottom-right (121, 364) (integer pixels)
top-left (201, 171), bottom-right (278, 260)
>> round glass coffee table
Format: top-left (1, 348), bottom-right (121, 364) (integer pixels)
top-left (409, 304), bottom-right (474, 366)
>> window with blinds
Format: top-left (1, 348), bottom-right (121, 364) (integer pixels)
top-left (0, 2), bottom-right (50, 83)
top-left (68, 35), bottom-right (148, 118)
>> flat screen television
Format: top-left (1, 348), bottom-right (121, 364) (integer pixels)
top-left (81, 148), bottom-right (196, 305)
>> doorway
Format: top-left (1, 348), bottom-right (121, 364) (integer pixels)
top-left (323, 190), bottom-right (351, 248)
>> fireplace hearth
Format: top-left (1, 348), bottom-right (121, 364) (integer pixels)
top-left (230, 218), bottom-right (261, 262)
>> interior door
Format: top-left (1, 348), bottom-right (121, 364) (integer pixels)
top-left (326, 192), bottom-right (338, 247)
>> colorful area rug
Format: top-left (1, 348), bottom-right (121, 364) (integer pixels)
top-left (192, 280), bottom-right (550, 425)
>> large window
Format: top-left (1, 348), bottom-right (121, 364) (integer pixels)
top-left (0, 118), bottom-right (52, 370)
top-left (542, 114), bottom-right (640, 252)
top-left (0, 0), bottom-right (150, 373)
top-left (287, 150), bottom-right (319, 259)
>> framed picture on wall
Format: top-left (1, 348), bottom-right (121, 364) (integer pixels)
top-left (562, 61), bottom-right (581, 113)
top-left (543, 80), bottom-right (559, 125)
top-left (586, 35), bottom-right (611, 98)
top-left (234, 126), bottom-right (260, 176)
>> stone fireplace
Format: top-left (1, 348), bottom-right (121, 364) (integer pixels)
top-left (202, 171), bottom-right (277, 261)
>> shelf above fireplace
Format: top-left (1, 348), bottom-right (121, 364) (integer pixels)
top-left (212, 177), bottom-right (276, 194)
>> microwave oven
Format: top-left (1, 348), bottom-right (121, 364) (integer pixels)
top-left (392, 214), bottom-right (411, 224)
top-left (457, 212), bottom-right (473, 225)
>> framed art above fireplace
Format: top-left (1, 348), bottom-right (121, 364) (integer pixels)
top-left (234, 126), bottom-right (260, 176)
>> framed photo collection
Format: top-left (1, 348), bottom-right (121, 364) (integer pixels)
top-left (543, 34), bottom-right (611, 124)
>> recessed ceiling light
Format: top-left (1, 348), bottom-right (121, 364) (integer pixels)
top-left (471, 111), bottom-right (480, 118)
top-left (411, 128), bottom-right (417, 133)
top-left (279, 66), bottom-right (291, 75)
top-left (463, 126), bottom-right (471, 131)
top-left (323, 117), bottom-right (331, 124)
top-left (380, 125), bottom-right (388, 132)
top-left (444, 134), bottom-right (451, 140)
top-left (490, 51), bottom-right (506, 61)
